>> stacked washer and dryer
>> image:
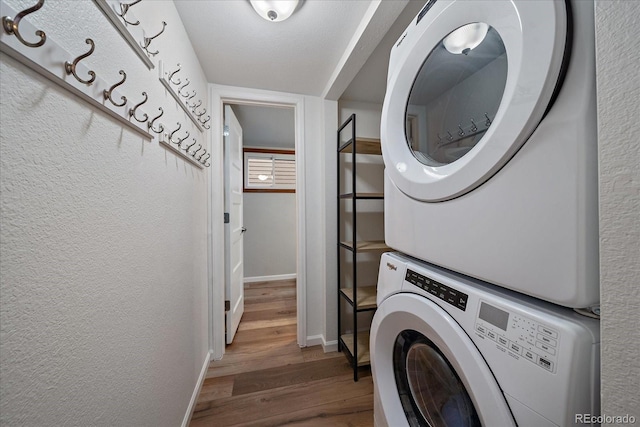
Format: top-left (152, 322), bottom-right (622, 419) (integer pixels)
top-left (371, 0), bottom-right (601, 426)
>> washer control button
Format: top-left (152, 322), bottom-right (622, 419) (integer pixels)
top-left (497, 336), bottom-right (509, 347)
top-left (523, 349), bottom-right (538, 364)
top-left (475, 324), bottom-right (486, 335)
top-left (537, 357), bottom-right (554, 372)
top-left (537, 333), bottom-right (557, 347)
top-left (538, 325), bottom-right (558, 339)
top-left (509, 342), bottom-right (522, 355)
top-left (487, 330), bottom-right (497, 341)
top-left (536, 341), bottom-right (557, 355)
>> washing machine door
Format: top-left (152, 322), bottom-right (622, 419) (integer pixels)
top-left (381, 0), bottom-right (567, 201)
top-left (370, 293), bottom-right (515, 427)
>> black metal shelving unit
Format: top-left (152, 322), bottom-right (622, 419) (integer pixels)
top-left (337, 114), bottom-right (389, 381)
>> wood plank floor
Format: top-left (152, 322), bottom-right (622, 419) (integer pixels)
top-left (190, 279), bottom-right (374, 426)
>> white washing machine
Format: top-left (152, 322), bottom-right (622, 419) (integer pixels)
top-left (380, 0), bottom-right (598, 308)
top-left (371, 252), bottom-right (600, 427)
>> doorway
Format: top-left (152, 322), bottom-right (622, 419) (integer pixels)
top-left (209, 86), bottom-right (307, 360)
top-left (224, 103), bottom-right (298, 344)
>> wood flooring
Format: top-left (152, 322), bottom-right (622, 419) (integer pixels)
top-left (189, 279), bottom-right (374, 427)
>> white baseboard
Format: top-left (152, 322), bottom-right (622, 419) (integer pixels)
top-left (322, 339), bottom-right (338, 353)
top-left (181, 351), bottom-right (211, 427)
top-left (306, 334), bottom-right (339, 353)
top-left (244, 273), bottom-right (297, 283)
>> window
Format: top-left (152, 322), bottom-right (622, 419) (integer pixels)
top-left (244, 148), bottom-right (296, 193)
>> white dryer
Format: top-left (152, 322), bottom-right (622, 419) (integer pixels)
top-left (371, 252), bottom-right (600, 427)
top-left (380, 0), bottom-right (598, 308)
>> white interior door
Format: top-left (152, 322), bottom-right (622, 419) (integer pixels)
top-left (224, 105), bottom-right (245, 344)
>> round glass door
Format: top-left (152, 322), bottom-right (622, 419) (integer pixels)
top-left (380, 0), bottom-right (567, 201)
top-left (406, 23), bottom-right (507, 166)
top-left (394, 330), bottom-right (481, 427)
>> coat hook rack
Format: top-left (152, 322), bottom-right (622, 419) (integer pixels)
top-left (1, 0), bottom-right (152, 140)
top-left (103, 70), bottom-right (127, 107)
top-left (140, 20), bottom-right (166, 56)
top-left (116, 0), bottom-right (141, 26)
top-left (148, 107), bottom-right (164, 134)
top-left (168, 63), bottom-right (181, 85)
top-left (197, 150), bottom-right (206, 162)
top-left (92, 0), bottom-right (154, 69)
top-left (189, 99), bottom-right (201, 112)
top-left (169, 122), bottom-right (189, 146)
top-left (129, 91), bottom-right (148, 123)
top-left (201, 153), bottom-right (211, 167)
top-left (191, 144), bottom-right (202, 157)
top-left (183, 138), bottom-right (197, 152)
top-left (2, 0), bottom-right (46, 48)
top-left (178, 79), bottom-right (191, 97)
top-left (157, 61), bottom-right (205, 132)
top-left (65, 38), bottom-right (96, 85)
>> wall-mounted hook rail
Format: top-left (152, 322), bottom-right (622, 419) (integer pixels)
top-left (158, 136), bottom-right (204, 169)
top-left (0, 0), bottom-right (152, 140)
top-left (140, 20), bottom-right (166, 56)
top-left (129, 92), bottom-right (148, 123)
top-left (148, 107), bottom-right (164, 134)
top-left (2, 0), bottom-right (45, 48)
top-left (92, 0), bottom-right (154, 69)
top-left (103, 70), bottom-right (127, 107)
top-left (202, 153), bottom-right (211, 167)
top-left (158, 60), bottom-right (205, 132)
top-left (65, 38), bottom-right (96, 85)
top-left (197, 150), bottom-right (206, 162)
top-left (116, 0), bottom-right (140, 26)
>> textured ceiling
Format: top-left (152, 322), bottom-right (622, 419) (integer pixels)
top-left (175, 0), bottom-right (373, 96)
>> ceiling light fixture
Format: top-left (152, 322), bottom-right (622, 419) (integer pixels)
top-left (443, 22), bottom-right (489, 55)
top-left (250, 0), bottom-right (299, 22)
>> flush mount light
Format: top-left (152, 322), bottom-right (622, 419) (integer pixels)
top-left (250, 0), bottom-right (299, 22)
top-left (443, 22), bottom-right (489, 54)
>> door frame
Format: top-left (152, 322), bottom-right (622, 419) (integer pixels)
top-left (208, 84), bottom-right (306, 360)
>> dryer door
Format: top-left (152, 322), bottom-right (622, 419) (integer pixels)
top-left (381, 0), bottom-right (567, 201)
top-left (370, 293), bottom-right (515, 427)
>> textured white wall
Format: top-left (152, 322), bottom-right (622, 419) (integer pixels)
top-left (594, 0), bottom-right (640, 421)
top-left (0, 1), bottom-right (209, 425)
top-left (243, 192), bottom-right (296, 278)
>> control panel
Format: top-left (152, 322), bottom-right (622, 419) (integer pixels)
top-left (405, 269), bottom-right (468, 311)
top-left (475, 300), bottom-right (559, 373)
